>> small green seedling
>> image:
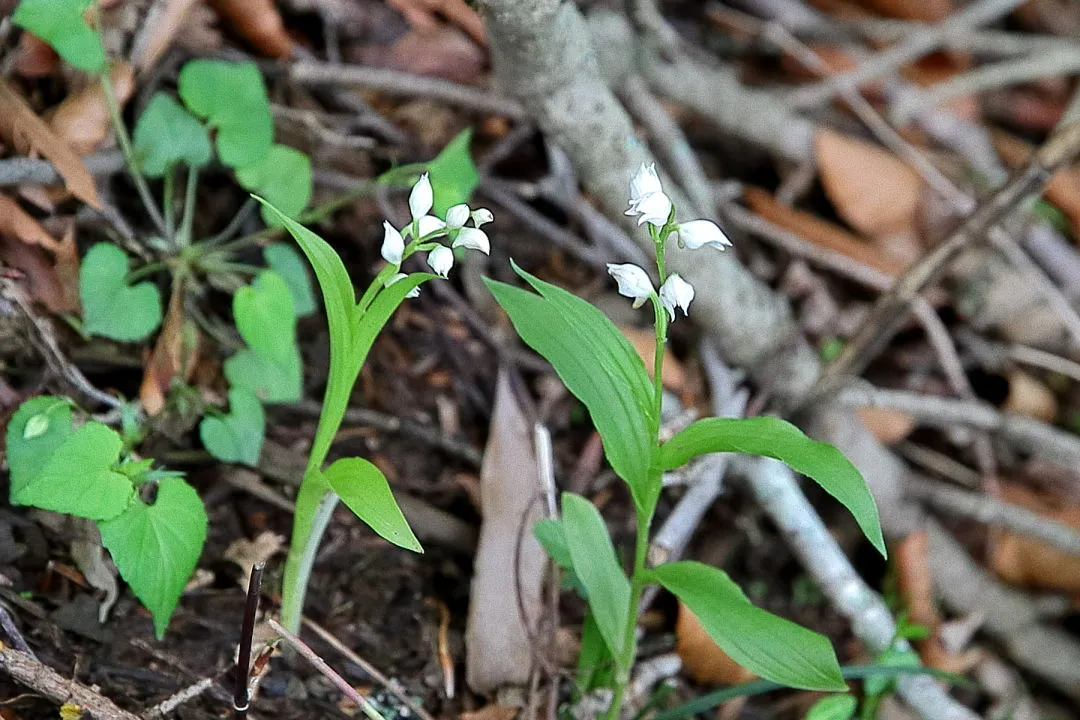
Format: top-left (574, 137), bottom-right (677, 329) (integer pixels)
top-left (13, 0), bottom-right (105, 73)
top-left (485, 164), bottom-right (886, 718)
top-left (224, 270), bottom-right (303, 403)
top-left (199, 388), bottom-right (265, 466)
top-left (265, 243), bottom-right (318, 317)
top-left (7, 397), bottom-right (207, 638)
top-left (79, 244), bottom-right (164, 342)
top-left (132, 93), bottom-right (212, 177)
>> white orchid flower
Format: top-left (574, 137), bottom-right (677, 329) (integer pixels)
top-left (470, 208), bottom-right (493, 227)
top-left (409, 173), bottom-right (434, 220)
top-left (427, 245), bottom-right (454, 278)
top-left (381, 221), bottom-right (404, 264)
top-left (629, 163), bottom-right (663, 204)
top-left (675, 220), bottom-right (732, 250)
top-left (416, 214), bottom-right (448, 239)
top-left (607, 263), bottom-right (654, 308)
top-left (446, 203), bottom-right (470, 229)
top-left (625, 190), bottom-right (673, 227)
top-left (385, 272), bottom-right (420, 298)
top-left (452, 227), bottom-right (490, 254)
top-left (659, 274), bottom-right (694, 321)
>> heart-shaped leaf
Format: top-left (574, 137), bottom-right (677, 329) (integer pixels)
top-left (199, 388), bottom-right (265, 466)
top-left (80, 243), bottom-right (163, 342)
top-left (13, 0), bottom-right (106, 73)
top-left (224, 270), bottom-right (301, 403)
top-left (6, 396), bottom-right (74, 500)
top-left (323, 457), bottom-right (422, 552)
top-left (264, 243), bottom-right (316, 317)
top-left (98, 476), bottom-right (207, 638)
top-left (178, 59), bottom-right (272, 169)
top-left (236, 145), bottom-right (312, 225)
top-left (14, 422), bottom-right (134, 521)
top-left (133, 93), bottom-right (212, 177)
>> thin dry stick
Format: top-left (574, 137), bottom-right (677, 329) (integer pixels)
top-left (0, 647), bottom-right (141, 720)
top-left (802, 121), bottom-right (1080, 413)
top-left (233, 562), bottom-right (264, 718)
top-left (268, 618), bottom-right (388, 720)
top-left (301, 616), bottom-right (434, 720)
top-left (145, 678), bottom-right (214, 719)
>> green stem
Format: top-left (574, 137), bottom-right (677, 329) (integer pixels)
top-left (279, 489), bottom-right (339, 633)
top-left (163, 169), bottom-right (175, 243)
top-left (177, 168), bottom-right (199, 248)
top-left (125, 260), bottom-right (169, 283)
top-left (605, 505), bottom-right (652, 720)
top-left (101, 71), bottom-right (167, 235)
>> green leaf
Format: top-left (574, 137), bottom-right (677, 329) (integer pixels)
top-left (13, 0), bottom-right (105, 73)
top-left (323, 457), bottom-right (422, 553)
top-left (484, 264), bottom-right (657, 513)
top-left (177, 59), bottom-right (272, 169)
top-left (534, 518), bottom-right (572, 569)
top-left (650, 561), bottom-right (846, 691)
top-left (264, 244), bottom-right (316, 317)
top-left (6, 396), bottom-right (74, 500)
top-left (659, 417), bottom-right (885, 557)
top-left (236, 145), bottom-right (313, 225)
top-left (132, 93), bottom-right (212, 177)
top-left (14, 422), bottom-right (134, 521)
top-left (224, 270), bottom-right (302, 403)
top-left (80, 243), bottom-right (163, 342)
top-left (98, 476), bottom-right (207, 638)
top-left (426, 128), bottom-right (479, 216)
top-left (560, 492), bottom-right (630, 664)
top-left (199, 388), bottom-right (265, 466)
top-left (804, 695), bottom-right (857, 720)
top-left (864, 647), bottom-right (920, 697)
top-left (577, 613), bottom-right (617, 692)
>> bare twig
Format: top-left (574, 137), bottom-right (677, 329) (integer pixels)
top-left (145, 678), bottom-right (214, 719)
top-left (0, 604), bottom-right (33, 656)
top-left (0, 647), bottom-right (141, 720)
top-left (233, 562), bottom-right (264, 717)
top-left (0, 151), bottom-right (125, 186)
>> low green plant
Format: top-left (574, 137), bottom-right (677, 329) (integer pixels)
top-left (484, 164), bottom-right (886, 718)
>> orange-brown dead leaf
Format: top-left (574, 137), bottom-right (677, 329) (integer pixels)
top-left (990, 482), bottom-right (1080, 593)
top-left (14, 32), bottom-right (59, 78)
top-left (675, 600), bottom-right (757, 685)
top-left (140, 283), bottom-right (200, 416)
top-left (0, 80), bottom-right (99, 208)
top-left (49, 63), bottom-right (134, 156)
top-left (0, 194), bottom-right (80, 312)
top-left (387, 0), bottom-right (486, 46)
top-left (620, 325), bottom-right (686, 396)
top-left (376, 25), bottom-right (485, 83)
top-left (814, 129), bottom-right (923, 240)
top-left (993, 130), bottom-right (1080, 237)
top-left (207, 0), bottom-right (293, 58)
top-left (131, 0), bottom-right (204, 72)
top-left (894, 528), bottom-right (955, 669)
top-left (856, 406), bottom-right (916, 445)
top-left (460, 706), bottom-right (518, 720)
top-left (853, 0), bottom-right (952, 22)
top-left (1002, 370), bottom-right (1057, 424)
top-left (743, 185), bottom-right (907, 277)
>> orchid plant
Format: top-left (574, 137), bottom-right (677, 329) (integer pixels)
top-left (260, 174), bottom-right (492, 633)
top-left (485, 164), bottom-right (886, 718)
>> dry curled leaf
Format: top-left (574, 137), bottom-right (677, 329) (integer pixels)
top-left (207, 0), bottom-right (293, 58)
top-left (620, 324), bottom-right (686, 395)
top-left (224, 530), bottom-right (285, 588)
top-left (990, 483), bottom-right (1080, 593)
top-left (0, 80), bottom-right (99, 208)
top-left (0, 194), bottom-right (81, 312)
top-left (14, 31), bottom-right (59, 78)
top-left (856, 406), bottom-right (916, 445)
top-left (131, 0), bottom-right (204, 72)
top-left (743, 185), bottom-right (906, 277)
top-left (674, 600), bottom-right (757, 686)
top-left (50, 63), bottom-right (134, 156)
top-left (1002, 370), bottom-right (1057, 424)
top-left (140, 283), bottom-right (200, 416)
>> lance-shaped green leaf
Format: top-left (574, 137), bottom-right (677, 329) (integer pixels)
top-left (658, 416), bottom-right (885, 557)
top-left (561, 492), bottom-right (630, 663)
top-left (649, 561), bottom-right (846, 691)
top-left (80, 243), bottom-right (163, 342)
top-left (484, 264), bottom-right (657, 513)
top-left (132, 93), bottom-right (211, 177)
top-left (323, 457), bottom-right (421, 552)
top-left (6, 396), bottom-right (74, 500)
top-left (99, 476), bottom-right (207, 638)
top-left (200, 388), bottom-right (265, 466)
top-left (13, 0), bottom-right (105, 73)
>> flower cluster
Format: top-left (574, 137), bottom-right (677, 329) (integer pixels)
top-left (612, 163), bottom-right (731, 322)
top-left (380, 173), bottom-right (492, 295)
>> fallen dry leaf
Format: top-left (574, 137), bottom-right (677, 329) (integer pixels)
top-left (0, 80), bottom-right (99, 208)
top-left (207, 0), bottom-right (293, 58)
top-left (620, 325), bottom-right (686, 395)
top-left (14, 31), bottom-right (59, 78)
top-left (373, 25), bottom-right (485, 83)
top-left (993, 130), bottom-right (1080, 238)
top-left (854, 0), bottom-right (952, 22)
top-left (990, 482), bottom-right (1080, 593)
top-left (0, 194), bottom-right (81, 312)
top-left (465, 368), bottom-right (545, 693)
top-left (675, 600), bottom-right (757, 685)
top-left (743, 185), bottom-right (907, 277)
top-left (223, 530), bottom-right (285, 588)
top-left (856, 406), bottom-right (916, 445)
top-left (50, 63), bottom-right (134, 156)
top-left (387, 0), bottom-right (486, 46)
top-left (815, 129), bottom-right (924, 240)
top-left (894, 528), bottom-right (950, 668)
top-left (140, 282), bottom-right (200, 416)
top-left (460, 705), bottom-right (518, 720)
top-left (131, 0), bottom-right (204, 72)
top-left (1002, 370), bottom-right (1057, 424)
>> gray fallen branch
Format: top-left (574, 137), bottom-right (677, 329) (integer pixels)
top-left (0, 646), bottom-right (141, 720)
top-left (0, 151), bottom-right (124, 186)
